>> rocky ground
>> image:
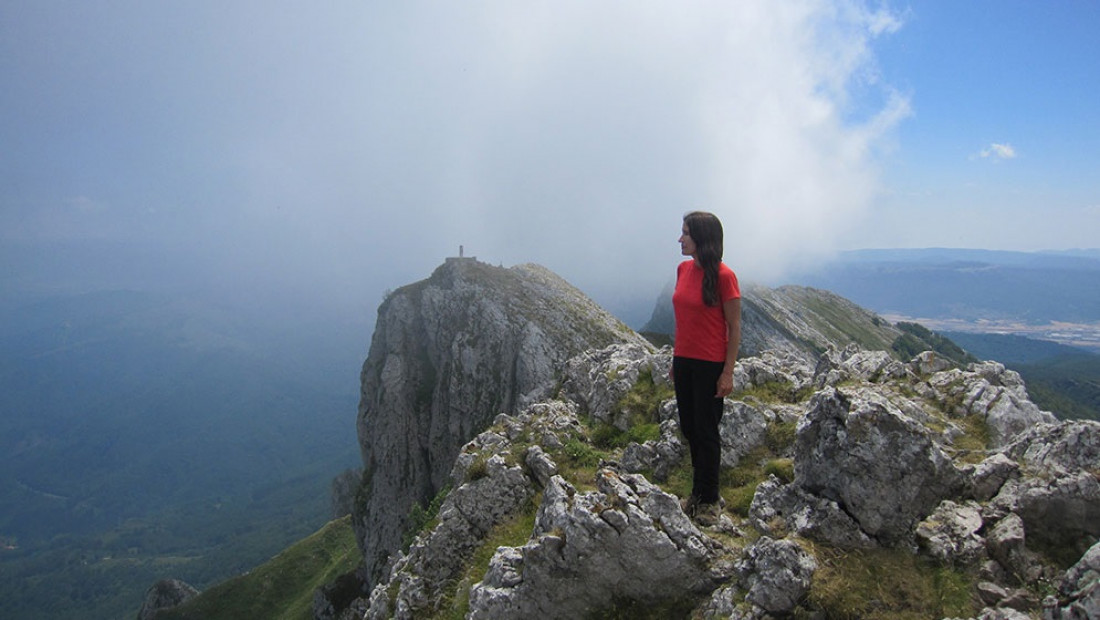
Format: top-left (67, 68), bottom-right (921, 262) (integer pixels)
top-left (328, 342), bottom-right (1100, 619)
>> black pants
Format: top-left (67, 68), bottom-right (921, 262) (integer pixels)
top-left (672, 356), bottom-right (724, 504)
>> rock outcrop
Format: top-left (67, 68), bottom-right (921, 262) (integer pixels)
top-left (352, 259), bottom-right (649, 586)
top-left (136, 579), bottom-right (199, 620)
top-left (341, 261), bottom-right (1098, 619)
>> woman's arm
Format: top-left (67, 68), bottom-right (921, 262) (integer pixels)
top-left (716, 297), bottom-right (741, 397)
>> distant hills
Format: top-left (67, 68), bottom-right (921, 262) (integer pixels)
top-left (791, 248), bottom-right (1100, 328)
top-left (0, 290), bottom-right (363, 619)
top-left (789, 248), bottom-right (1100, 421)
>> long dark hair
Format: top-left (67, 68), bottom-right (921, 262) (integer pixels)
top-left (684, 211), bottom-right (724, 307)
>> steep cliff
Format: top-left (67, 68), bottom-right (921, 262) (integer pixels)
top-left (352, 258), bottom-right (648, 586)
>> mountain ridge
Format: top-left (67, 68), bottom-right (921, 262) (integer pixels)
top-left (142, 259), bottom-right (1099, 619)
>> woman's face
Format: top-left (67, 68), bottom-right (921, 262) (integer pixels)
top-left (679, 223), bottom-right (696, 258)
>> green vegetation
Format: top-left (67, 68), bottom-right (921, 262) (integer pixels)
top-left (0, 290), bottom-right (362, 619)
top-left (403, 485), bottom-right (452, 551)
top-left (587, 595), bottom-right (698, 620)
top-left (805, 546), bottom-right (977, 619)
top-left (798, 292), bottom-right (899, 354)
top-left (891, 322), bottom-right (977, 367)
top-left (734, 380), bottom-right (813, 404)
top-left (0, 471), bottom-right (339, 620)
top-left (158, 516), bottom-right (362, 620)
top-left (438, 498), bottom-right (539, 619)
top-left (949, 414), bottom-right (993, 464)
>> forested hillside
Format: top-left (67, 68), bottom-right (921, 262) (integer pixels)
top-left (0, 291), bottom-right (362, 619)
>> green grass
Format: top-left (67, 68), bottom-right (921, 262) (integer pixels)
top-left (804, 546), bottom-right (977, 620)
top-left (438, 498), bottom-right (540, 619)
top-left (158, 516), bottom-right (362, 620)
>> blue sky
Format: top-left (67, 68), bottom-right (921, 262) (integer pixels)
top-left (1, 1), bottom-right (1097, 318)
top-left (864, 1), bottom-right (1100, 251)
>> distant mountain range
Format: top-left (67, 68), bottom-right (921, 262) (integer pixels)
top-left (789, 248), bottom-right (1100, 352)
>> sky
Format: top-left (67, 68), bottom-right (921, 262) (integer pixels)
top-left (2, 1), bottom-right (1098, 325)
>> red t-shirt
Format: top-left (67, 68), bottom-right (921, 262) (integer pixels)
top-left (673, 260), bottom-right (740, 362)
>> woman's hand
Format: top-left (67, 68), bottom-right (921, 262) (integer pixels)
top-left (716, 370), bottom-right (734, 398)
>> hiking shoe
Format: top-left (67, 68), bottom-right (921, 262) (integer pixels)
top-left (693, 501), bottom-right (722, 527)
top-left (680, 494), bottom-right (700, 517)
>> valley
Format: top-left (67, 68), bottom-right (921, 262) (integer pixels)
top-left (881, 315), bottom-right (1100, 354)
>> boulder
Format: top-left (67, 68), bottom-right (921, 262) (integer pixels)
top-left (467, 469), bottom-right (732, 618)
top-left (794, 387), bottom-right (966, 544)
top-left (736, 536), bottom-right (817, 615)
top-left (749, 476), bottom-right (874, 549)
top-left (916, 500), bottom-right (986, 567)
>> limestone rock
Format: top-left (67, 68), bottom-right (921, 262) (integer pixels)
top-left (1003, 420), bottom-right (1100, 476)
top-left (620, 418), bottom-right (686, 482)
top-left (467, 469), bottom-right (732, 618)
top-left (927, 362), bottom-right (1057, 448)
top-left (912, 349), bottom-right (955, 375)
top-left (736, 536), bottom-right (817, 615)
top-left (367, 450), bottom-right (536, 619)
top-left (915, 500), bottom-right (986, 567)
top-left (967, 453), bottom-right (1021, 502)
top-left (719, 400), bottom-right (772, 467)
top-left (560, 342), bottom-right (665, 429)
top-left (1043, 541), bottom-right (1100, 620)
top-left (749, 476), bottom-right (874, 549)
top-left (794, 387), bottom-right (966, 544)
top-left (353, 260), bottom-right (648, 585)
top-left (991, 471), bottom-right (1100, 555)
top-left (137, 579), bottom-right (199, 620)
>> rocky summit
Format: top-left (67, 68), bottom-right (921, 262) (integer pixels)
top-left (331, 260), bottom-right (1099, 619)
top-left (351, 258), bottom-right (648, 588)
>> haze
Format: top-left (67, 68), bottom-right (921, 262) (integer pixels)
top-left (2, 1), bottom-right (1098, 326)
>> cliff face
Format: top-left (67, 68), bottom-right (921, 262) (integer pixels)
top-left (352, 259), bottom-right (648, 585)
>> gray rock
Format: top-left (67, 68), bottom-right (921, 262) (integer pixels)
top-left (985, 513), bottom-right (1047, 585)
top-left (467, 469), bottom-right (731, 618)
top-left (560, 342), bottom-right (662, 429)
top-left (719, 400), bottom-right (771, 467)
top-left (136, 579), bottom-right (198, 620)
top-left (524, 445), bottom-right (558, 488)
top-left (915, 500), bottom-right (986, 567)
top-left (370, 451), bottom-right (536, 619)
top-left (794, 387), bottom-right (966, 544)
top-left (734, 351), bottom-right (815, 396)
top-left (991, 471), bottom-right (1100, 554)
top-left (928, 362), bottom-right (1057, 448)
top-left (911, 350), bottom-right (955, 375)
top-left (1044, 541), bottom-right (1100, 620)
top-left (736, 536), bottom-right (817, 615)
top-left (353, 260), bottom-right (648, 586)
top-left (1003, 420), bottom-right (1100, 476)
top-left (967, 453), bottom-right (1020, 502)
top-left (621, 417), bottom-right (686, 482)
top-left (750, 476), bottom-right (874, 548)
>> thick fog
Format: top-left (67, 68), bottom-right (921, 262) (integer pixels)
top-left (1, 2), bottom-right (908, 326)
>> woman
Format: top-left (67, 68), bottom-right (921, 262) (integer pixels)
top-left (672, 211), bottom-right (741, 526)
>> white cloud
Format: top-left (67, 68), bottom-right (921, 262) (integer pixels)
top-left (2, 0), bottom-right (911, 315)
top-left (980, 143), bottom-right (1017, 160)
